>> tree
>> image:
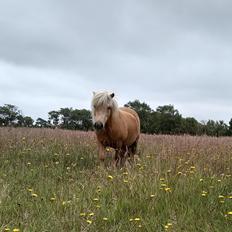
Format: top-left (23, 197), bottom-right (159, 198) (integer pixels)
top-left (0, 104), bottom-right (21, 126)
top-left (48, 111), bottom-right (60, 127)
top-left (181, 117), bottom-right (200, 135)
top-left (35, 118), bottom-right (49, 128)
top-left (229, 119), bottom-right (232, 136)
top-left (125, 100), bottom-right (153, 133)
top-left (156, 105), bottom-right (182, 134)
top-left (23, 116), bottom-right (34, 127)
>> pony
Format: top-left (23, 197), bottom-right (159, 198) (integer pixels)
top-left (91, 91), bottom-right (140, 166)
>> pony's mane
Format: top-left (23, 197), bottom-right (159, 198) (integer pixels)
top-left (91, 91), bottom-right (118, 111)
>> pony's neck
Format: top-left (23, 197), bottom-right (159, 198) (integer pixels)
top-left (106, 107), bottom-right (119, 129)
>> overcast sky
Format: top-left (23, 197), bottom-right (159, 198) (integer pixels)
top-left (1, 0), bottom-right (232, 122)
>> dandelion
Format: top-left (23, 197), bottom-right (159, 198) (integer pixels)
top-left (86, 220), bottom-right (92, 224)
top-left (96, 205), bottom-right (101, 208)
top-left (150, 194), bottom-right (155, 198)
top-left (31, 193), bottom-right (38, 198)
top-left (89, 212), bottom-right (94, 216)
top-left (217, 179), bottom-right (222, 182)
top-left (218, 195), bottom-right (225, 199)
top-left (200, 179), bottom-right (203, 182)
top-left (108, 175), bottom-right (113, 180)
top-left (167, 169), bottom-right (171, 173)
top-left (164, 187), bottom-right (172, 192)
top-left (134, 218), bottom-right (141, 221)
top-left (103, 217), bottom-right (108, 221)
top-left (228, 196), bottom-right (232, 199)
top-left (4, 228), bottom-right (10, 232)
top-left (190, 166), bottom-right (195, 170)
top-left (129, 219), bottom-right (134, 222)
top-left (123, 172), bottom-right (128, 175)
top-left (160, 178), bottom-right (165, 181)
top-left (13, 229), bottom-right (20, 232)
top-left (161, 183), bottom-right (167, 187)
top-left (228, 212), bottom-right (232, 215)
top-left (50, 197), bottom-right (56, 201)
top-left (28, 188), bottom-right (33, 192)
top-left (80, 213), bottom-right (86, 217)
top-left (93, 198), bottom-right (99, 202)
top-left (201, 191), bottom-right (207, 197)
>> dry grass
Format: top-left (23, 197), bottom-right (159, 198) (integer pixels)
top-left (0, 128), bottom-right (231, 231)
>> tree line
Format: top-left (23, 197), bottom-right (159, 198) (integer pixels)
top-left (1, 101), bottom-right (232, 137)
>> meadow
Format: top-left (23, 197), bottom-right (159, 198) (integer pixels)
top-left (0, 128), bottom-right (231, 232)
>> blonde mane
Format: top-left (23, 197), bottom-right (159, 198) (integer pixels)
top-left (91, 91), bottom-right (118, 114)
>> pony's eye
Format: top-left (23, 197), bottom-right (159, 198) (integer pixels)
top-left (107, 106), bottom-right (111, 110)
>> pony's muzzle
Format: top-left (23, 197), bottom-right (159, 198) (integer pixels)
top-left (94, 121), bottom-right (104, 131)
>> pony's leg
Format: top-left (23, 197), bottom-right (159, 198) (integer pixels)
top-left (118, 146), bottom-right (127, 167)
top-left (127, 140), bottom-right (138, 165)
top-left (98, 142), bottom-right (105, 162)
top-left (114, 149), bottom-right (120, 168)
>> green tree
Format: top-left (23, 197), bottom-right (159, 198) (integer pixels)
top-left (48, 111), bottom-right (60, 127)
top-left (181, 117), bottom-right (200, 135)
top-left (0, 104), bottom-right (21, 126)
top-left (125, 100), bottom-right (153, 133)
top-left (156, 105), bottom-right (182, 134)
top-left (35, 118), bottom-right (49, 128)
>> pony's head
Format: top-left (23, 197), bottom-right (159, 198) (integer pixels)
top-left (91, 91), bottom-right (118, 131)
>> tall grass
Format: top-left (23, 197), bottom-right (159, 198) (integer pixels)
top-left (0, 128), bottom-right (231, 231)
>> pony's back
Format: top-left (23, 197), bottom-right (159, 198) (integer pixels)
top-left (120, 107), bottom-right (140, 130)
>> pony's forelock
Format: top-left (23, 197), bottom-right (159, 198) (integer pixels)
top-left (91, 91), bottom-right (118, 112)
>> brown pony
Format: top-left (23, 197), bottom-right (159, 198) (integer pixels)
top-left (91, 91), bottom-right (140, 166)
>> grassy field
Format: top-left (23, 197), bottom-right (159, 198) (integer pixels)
top-left (0, 128), bottom-right (231, 232)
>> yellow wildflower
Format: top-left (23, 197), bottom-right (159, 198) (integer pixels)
top-left (108, 175), bottom-right (113, 180)
top-left (134, 218), bottom-right (141, 221)
top-left (228, 212), bottom-right (232, 215)
top-left (150, 194), bottom-right (155, 198)
top-left (164, 187), bottom-right (172, 192)
top-left (80, 213), bottom-right (86, 217)
top-left (103, 217), bottom-right (108, 221)
top-left (129, 219), bottom-right (134, 222)
top-left (123, 179), bottom-right (129, 183)
top-left (93, 198), bottom-right (99, 201)
top-left (86, 220), bottom-right (92, 224)
top-left (89, 213), bottom-right (94, 216)
top-left (31, 193), bottom-right (38, 198)
top-left (13, 229), bottom-right (20, 232)
top-left (4, 229), bottom-right (10, 232)
top-left (50, 197), bottom-right (56, 201)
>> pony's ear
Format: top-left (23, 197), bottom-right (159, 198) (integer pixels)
top-left (110, 93), bottom-right (115, 98)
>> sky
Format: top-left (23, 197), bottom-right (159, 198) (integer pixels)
top-left (1, 0), bottom-right (232, 122)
